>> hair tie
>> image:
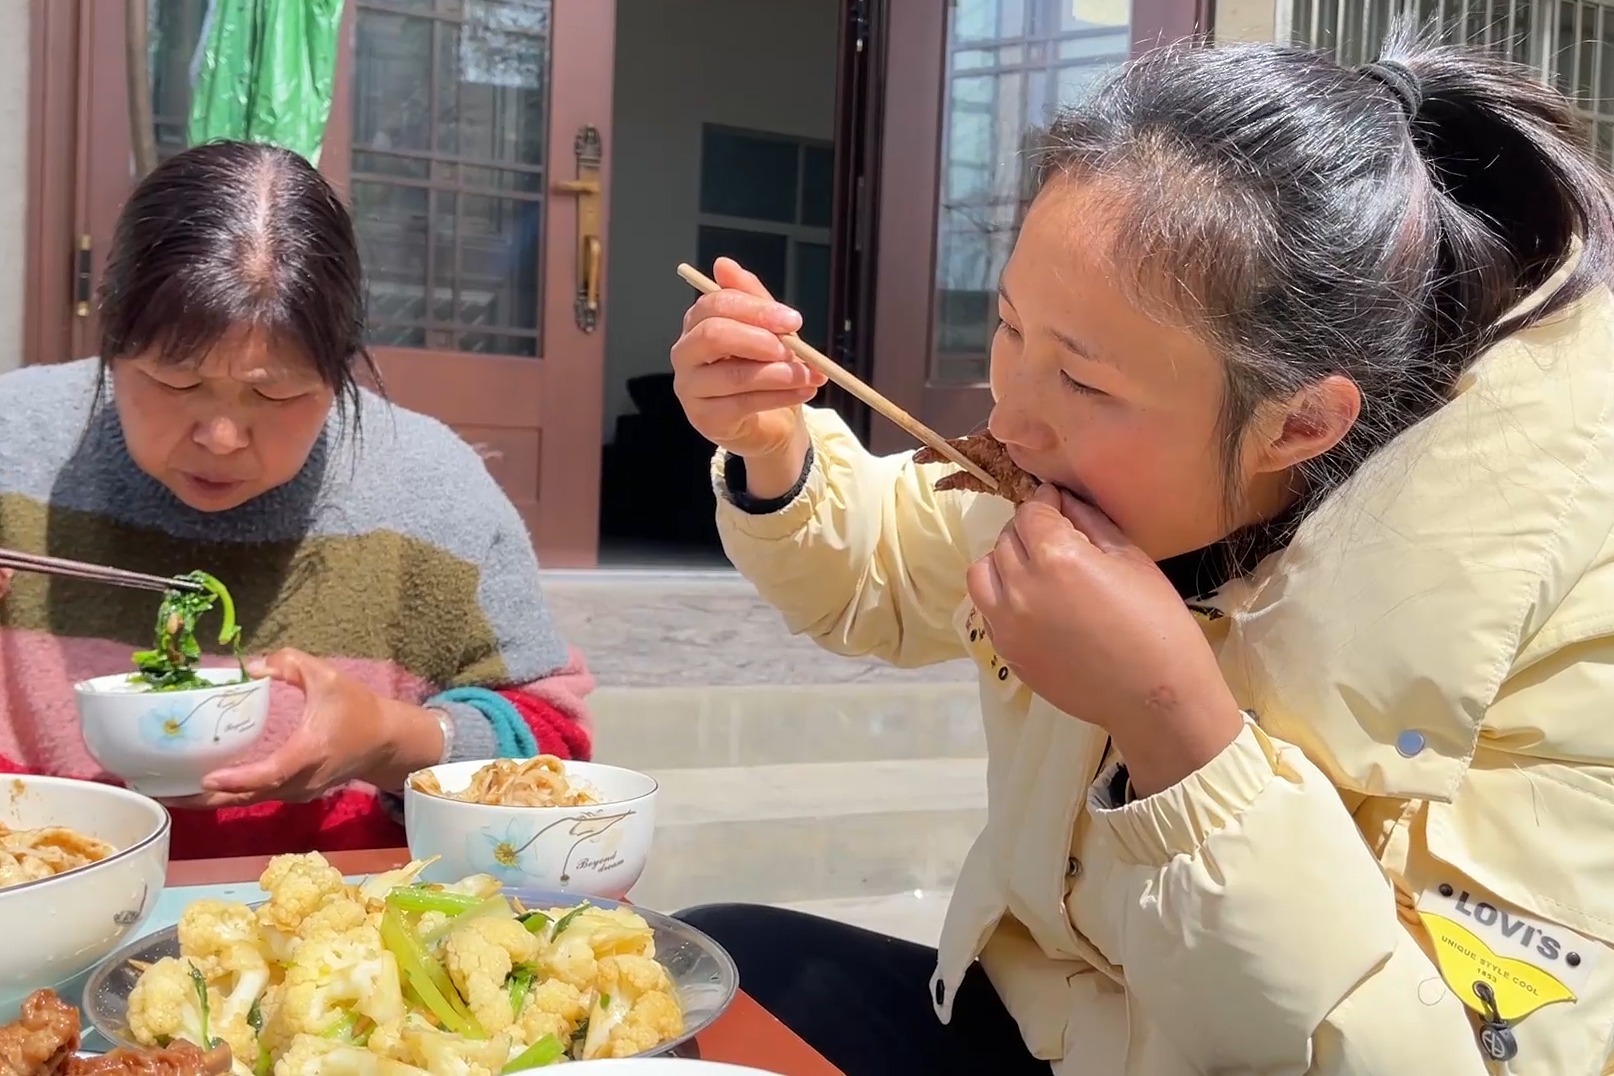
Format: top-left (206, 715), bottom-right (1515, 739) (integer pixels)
top-left (1359, 59), bottom-right (1424, 118)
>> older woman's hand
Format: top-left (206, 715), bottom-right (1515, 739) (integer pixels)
top-left (170, 647), bottom-right (445, 809)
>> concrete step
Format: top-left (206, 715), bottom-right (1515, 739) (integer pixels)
top-left (627, 758), bottom-right (985, 911)
top-left (590, 683), bottom-right (984, 770)
top-left (542, 569), bottom-right (977, 688)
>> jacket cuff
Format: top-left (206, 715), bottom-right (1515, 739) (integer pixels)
top-left (1089, 718), bottom-right (1282, 866)
top-left (711, 434), bottom-right (826, 540)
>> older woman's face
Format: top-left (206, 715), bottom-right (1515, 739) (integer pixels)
top-left (111, 326), bottom-right (336, 511)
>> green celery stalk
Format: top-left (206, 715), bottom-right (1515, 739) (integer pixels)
top-left (379, 906), bottom-right (484, 1038)
top-left (502, 1034), bottom-right (566, 1071)
top-left (385, 886), bottom-right (484, 916)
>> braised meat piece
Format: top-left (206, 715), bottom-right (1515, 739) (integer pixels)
top-left (0, 990), bottom-right (78, 1076)
top-left (913, 431), bottom-right (1041, 505)
top-left (0, 991), bottom-right (231, 1076)
top-left (63, 1043), bottom-right (232, 1076)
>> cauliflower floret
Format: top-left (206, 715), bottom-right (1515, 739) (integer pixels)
top-left (440, 874), bottom-right (501, 900)
top-left (256, 852), bottom-right (367, 962)
top-left (533, 930), bottom-right (597, 994)
top-left (272, 926), bottom-right (407, 1043)
top-left (126, 958), bottom-right (214, 1050)
top-left (414, 911), bottom-right (450, 943)
top-left (579, 954), bottom-right (684, 1060)
top-left (542, 905), bottom-right (656, 960)
top-left (401, 1021), bottom-right (511, 1076)
top-left (441, 917), bottom-right (540, 1033)
top-left (176, 900), bottom-right (272, 1030)
top-left (513, 978), bottom-right (587, 1045)
top-left (272, 1035), bottom-right (427, 1075)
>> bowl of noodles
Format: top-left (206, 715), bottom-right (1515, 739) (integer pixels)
top-left (404, 758), bottom-right (658, 899)
top-left (0, 774), bottom-right (169, 1023)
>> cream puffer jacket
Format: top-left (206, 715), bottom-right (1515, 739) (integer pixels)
top-left (713, 287), bottom-right (1614, 1074)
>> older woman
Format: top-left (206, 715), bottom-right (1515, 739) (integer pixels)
top-left (0, 140), bottom-right (592, 858)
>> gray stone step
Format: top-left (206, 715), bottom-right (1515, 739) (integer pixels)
top-left (590, 683), bottom-right (984, 770)
top-left (626, 758), bottom-right (985, 911)
top-left (542, 568), bottom-right (977, 688)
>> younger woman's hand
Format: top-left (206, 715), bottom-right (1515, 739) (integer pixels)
top-left (671, 257), bottom-right (826, 466)
top-left (172, 647), bottom-right (444, 809)
top-left (967, 486), bottom-right (1246, 796)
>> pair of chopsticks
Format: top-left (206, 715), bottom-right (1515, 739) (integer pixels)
top-left (0, 549), bottom-right (202, 594)
top-left (676, 263), bottom-right (999, 490)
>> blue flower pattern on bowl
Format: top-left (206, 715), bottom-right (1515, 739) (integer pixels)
top-left (136, 703), bottom-right (205, 751)
top-left (466, 810), bottom-right (636, 889)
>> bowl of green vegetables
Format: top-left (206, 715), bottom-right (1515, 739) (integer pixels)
top-left (73, 571), bottom-right (268, 798)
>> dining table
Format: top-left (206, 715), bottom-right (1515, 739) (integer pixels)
top-left (167, 847), bottom-right (844, 1076)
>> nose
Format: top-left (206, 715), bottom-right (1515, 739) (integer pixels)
top-left (192, 415), bottom-right (249, 455)
top-left (988, 397), bottom-right (1058, 453)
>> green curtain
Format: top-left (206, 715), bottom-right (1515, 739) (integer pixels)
top-left (186, 0), bottom-right (345, 165)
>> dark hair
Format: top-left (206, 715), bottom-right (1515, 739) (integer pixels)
top-left (97, 139), bottom-right (377, 414)
top-left (1033, 27), bottom-right (1614, 548)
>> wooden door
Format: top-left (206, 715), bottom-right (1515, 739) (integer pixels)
top-left (865, 0), bottom-right (1204, 454)
top-left (29, 0), bottom-right (613, 567)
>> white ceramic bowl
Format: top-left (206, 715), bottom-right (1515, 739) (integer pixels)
top-left (0, 775), bottom-right (169, 1022)
top-left (74, 668), bottom-right (270, 798)
top-left (404, 759), bottom-right (658, 899)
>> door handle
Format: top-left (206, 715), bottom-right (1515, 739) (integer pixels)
top-left (553, 127), bottom-right (604, 332)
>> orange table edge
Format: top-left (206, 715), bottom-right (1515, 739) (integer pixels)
top-left (168, 850), bottom-right (843, 1076)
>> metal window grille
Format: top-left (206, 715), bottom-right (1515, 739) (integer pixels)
top-left (1283, 0), bottom-right (1614, 168)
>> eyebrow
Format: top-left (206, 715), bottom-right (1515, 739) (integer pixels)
top-left (997, 284), bottom-right (1116, 367)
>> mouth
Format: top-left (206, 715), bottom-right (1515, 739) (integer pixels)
top-left (179, 473), bottom-right (246, 495)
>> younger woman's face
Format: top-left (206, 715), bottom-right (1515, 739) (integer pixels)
top-left (112, 326), bottom-right (335, 512)
top-left (988, 180), bottom-right (1309, 561)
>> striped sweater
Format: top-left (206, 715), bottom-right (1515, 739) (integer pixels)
top-left (0, 360), bottom-right (593, 858)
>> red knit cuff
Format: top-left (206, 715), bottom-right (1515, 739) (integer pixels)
top-left (500, 692), bottom-right (593, 761)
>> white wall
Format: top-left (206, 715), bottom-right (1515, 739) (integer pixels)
top-left (0, 2), bottom-right (29, 373)
top-left (602, 0), bottom-right (839, 442)
top-left (1215, 0), bottom-right (1284, 43)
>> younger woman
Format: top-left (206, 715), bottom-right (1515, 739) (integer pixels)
top-left (671, 37), bottom-right (1614, 1076)
top-left (0, 141), bottom-right (592, 858)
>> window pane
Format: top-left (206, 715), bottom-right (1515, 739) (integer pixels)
top-left (352, 0), bottom-right (551, 355)
top-left (352, 179), bottom-right (430, 328)
top-left (700, 128), bottom-right (800, 222)
top-left (927, 0), bottom-right (1129, 385)
top-left (696, 226), bottom-right (789, 300)
top-left (801, 145), bottom-right (834, 228)
top-left (793, 242), bottom-right (832, 354)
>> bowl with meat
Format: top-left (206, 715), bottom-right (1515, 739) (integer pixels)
top-left (0, 777), bottom-right (169, 1024)
top-left (404, 758), bottom-right (659, 899)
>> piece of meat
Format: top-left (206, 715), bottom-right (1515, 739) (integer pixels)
top-left (0, 989), bottom-right (79, 1076)
top-left (913, 431), bottom-right (1041, 505)
top-left (61, 1043), bottom-right (232, 1076)
top-left (0, 990), bottom-right (230, 1076)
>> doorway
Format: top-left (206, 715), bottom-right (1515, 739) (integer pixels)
top-left (28, 0), bottom-right (615, 567)
top-left (594, 0), bottom-right (857, 567)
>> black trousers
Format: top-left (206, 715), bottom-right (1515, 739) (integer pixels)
top-left (676, 903), bottom-right (1048, 1076)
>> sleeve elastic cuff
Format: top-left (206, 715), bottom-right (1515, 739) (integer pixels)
top-left (1090, 718), bottom-right (1283, 866)
top-left (711, 435), bottom-right (827, 542)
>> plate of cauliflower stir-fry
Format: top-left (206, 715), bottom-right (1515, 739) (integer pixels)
top-left (79, 852), bottom-right (737, 1076)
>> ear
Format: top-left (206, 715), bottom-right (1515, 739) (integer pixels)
top-left (1245, 374), bottom-right (1361, 475)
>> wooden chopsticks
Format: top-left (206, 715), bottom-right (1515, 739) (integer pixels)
top-left (676, 263), bottom-right (999, 490)
top-left (0, 549), bottom-right (203, 594)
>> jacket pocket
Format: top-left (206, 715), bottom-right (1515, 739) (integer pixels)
top-left (1420, 770), bottom-right (1614, 1075)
